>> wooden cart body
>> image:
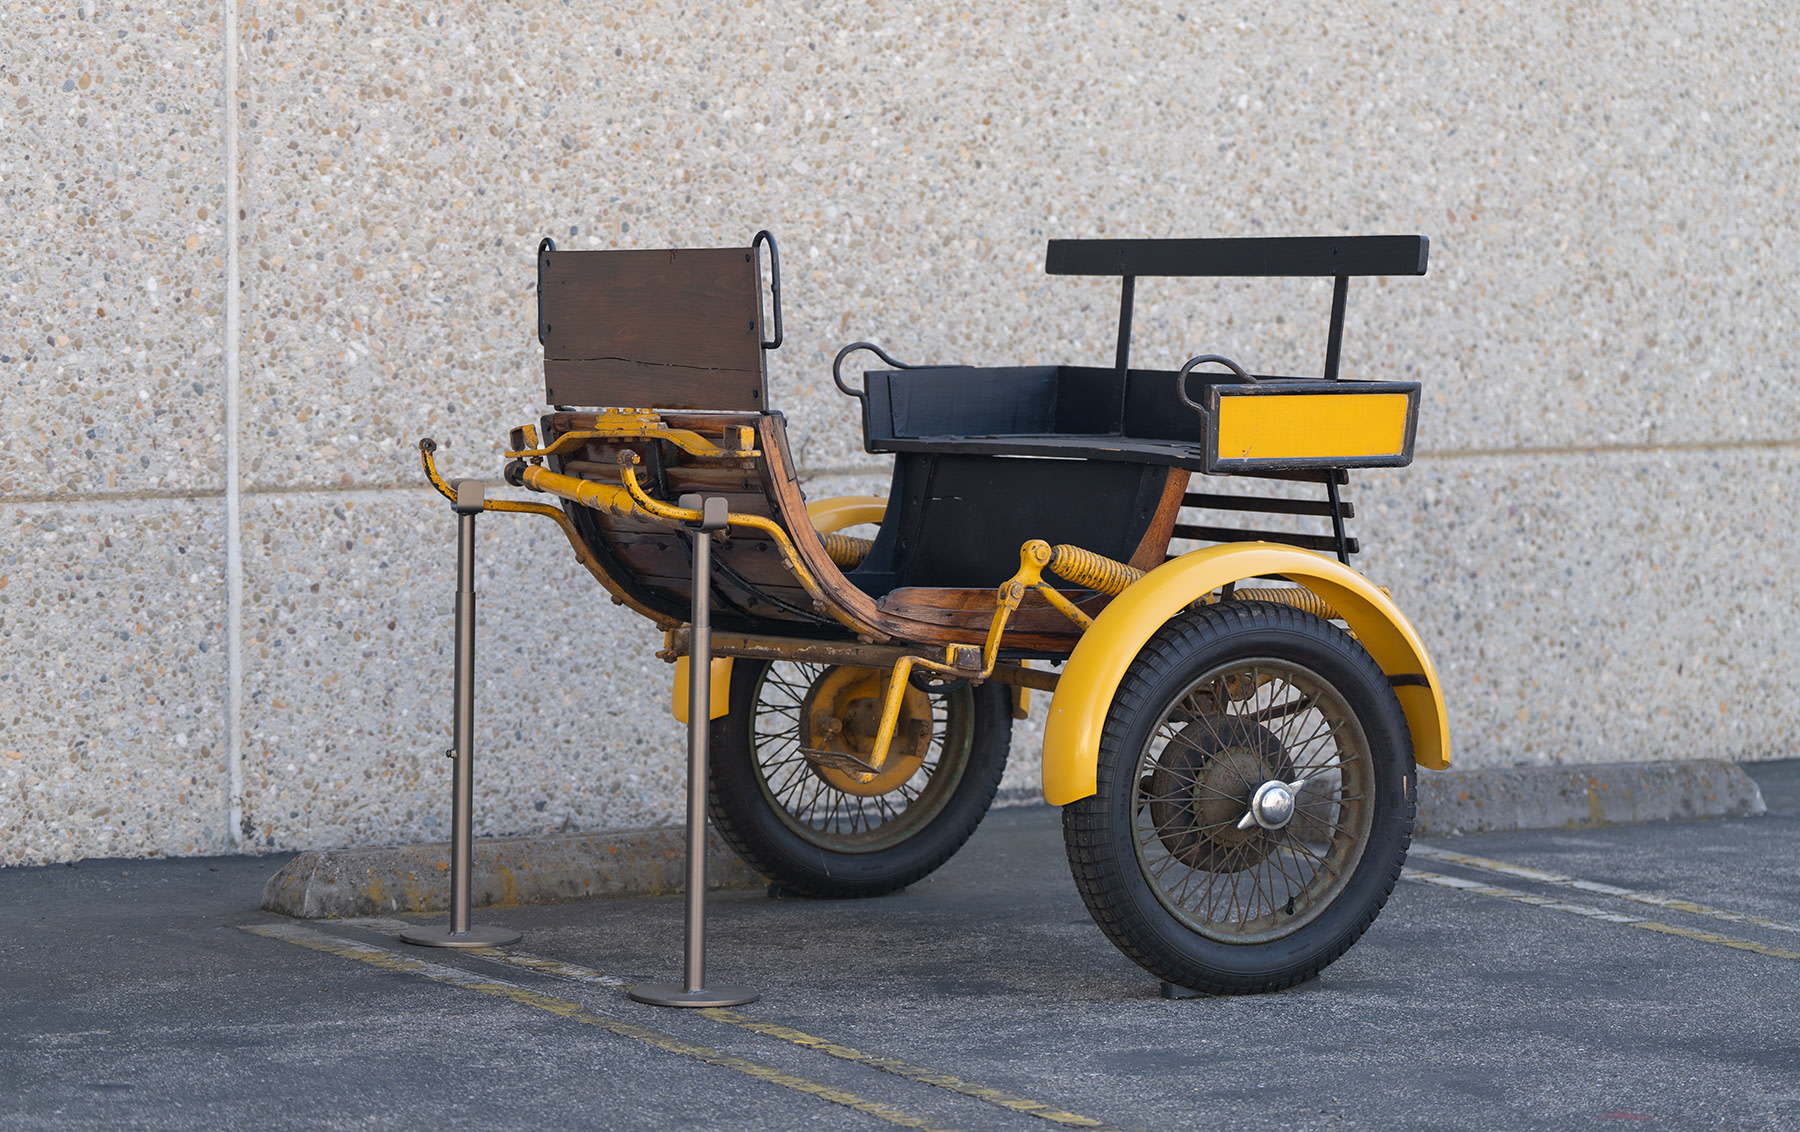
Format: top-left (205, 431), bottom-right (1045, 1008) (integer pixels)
top-left (417, 230), bottom-right (1451, 995)
top-left (460, 233), bottom-right (1446, 778)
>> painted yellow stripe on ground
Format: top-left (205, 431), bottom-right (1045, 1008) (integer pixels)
top-left (342, 920), bottom-right (635, 988)
top-left (454, 939), bottom-right (1136, 1131)
top-left (1403, 870), bottom-right (1800, 962)
top-left (1411, 844), bottom-right (1800, 936)
top-left (240, 924), bottom-right (960, 1132)
top-left (701, 1010), bottom-right (1138, 1132)
top-left (1631, 920), bottom-right (1800, 958)
top-left (466, 947), bottom-right (633, 987)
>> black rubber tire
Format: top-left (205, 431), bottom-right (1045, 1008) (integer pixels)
top-left (1063, 601), bottom-right (1416, 994)
top-left (707, 659), bottom-right (1012, 898)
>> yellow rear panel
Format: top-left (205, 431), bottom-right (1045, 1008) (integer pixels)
top-left (1216, 392), bottom-right (1412, 462)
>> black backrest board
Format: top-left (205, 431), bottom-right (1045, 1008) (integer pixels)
top-left (1042, 234), bottom-right (1429, 387)
top-left (1044, 235), bottom-right (1429, 277)
top-left (537, 244), bottom-right (766, 410)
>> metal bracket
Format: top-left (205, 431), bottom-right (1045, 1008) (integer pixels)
top-left (452, 478), bottom-right (485, 515)
top-left (831, 340), bottom-right (921, 403)
top-left (504, 412), bottom-right (759, 461)
top-left (686, 494), bottom-right (729, 533)
top-left (1175, 353), bottom-right (1259, 417)
top-left (752, 230), bottom-right (782, 350)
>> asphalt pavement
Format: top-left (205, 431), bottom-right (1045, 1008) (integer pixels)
top-left (3, 759), bottom-right (1798, 1131)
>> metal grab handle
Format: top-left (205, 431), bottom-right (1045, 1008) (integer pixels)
top-left (752, 230), bottom-right (782, 350)
top-left (535, 237), bottom-right (556, 346)
top-left (831, 341), bottom-right (922, 402)
top-left (1175, 353), bottom-right (1258, 413)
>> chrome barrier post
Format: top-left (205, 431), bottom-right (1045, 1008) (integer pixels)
top-left (401, 479), bottom-right (522, 950)
top-left (630, 495), bottom-right (757, 1008)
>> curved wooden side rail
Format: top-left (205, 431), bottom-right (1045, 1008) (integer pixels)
top-left (520, 409), bottom-right (1188, 655)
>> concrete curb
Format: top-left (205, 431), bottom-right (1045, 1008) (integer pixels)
top-left (1415, 758), bottom-right (1766, 837)
top-left (261, 827), bottom-right (763, 920)
top-left (261, 760), bottom-right (1768, 919)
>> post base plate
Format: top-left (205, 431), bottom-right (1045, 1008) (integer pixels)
top-left (628, 982), bottom-right (759, 1008)
top-left (397, 924), bottom-right (522, 949)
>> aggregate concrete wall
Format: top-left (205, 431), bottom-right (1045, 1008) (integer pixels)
top-left (3, 1), bottom-right (1796, 864)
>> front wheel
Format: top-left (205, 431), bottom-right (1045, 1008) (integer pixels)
top-left (708, 659), bottom-right (1012, 898)
top-left (1063, 601), bottom-right (1415, 994)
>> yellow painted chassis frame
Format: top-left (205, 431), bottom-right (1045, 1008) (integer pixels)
top-left (425, 432), bottom-right (1449, 808)
top-left (674, 497), bottom-right (1452, 802)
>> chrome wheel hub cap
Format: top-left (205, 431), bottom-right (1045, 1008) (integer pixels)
top-left (1245, 779), bottom-right (1298, 830)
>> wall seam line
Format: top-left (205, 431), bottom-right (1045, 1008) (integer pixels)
top-left (223, 0), bottom-right (245, 851)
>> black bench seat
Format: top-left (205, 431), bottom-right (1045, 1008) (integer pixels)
top-left (860, 363), bottom-right (1256, 471)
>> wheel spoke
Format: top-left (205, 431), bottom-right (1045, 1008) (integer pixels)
top-left (1293, 809), bottom-right (1361, 843)
top-left (741, 662), bottom-right (988, 855)
top-left (1267, 845), bottom-right (1306, 904)
top-left (1281, 834), bottom-right (1343, 877)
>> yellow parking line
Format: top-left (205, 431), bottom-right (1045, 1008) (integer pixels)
top-left (1403, 870), bottom-right (1800, 962)
top-left (241, 924), bottom-right (962, 1132)
top-left (342, 920), bottom-right (634, 988)
top-left (701, 1010), bottom-right (1136, 1132)
top-left (448, 942), bottom-right (1137, 1132)
top-left (467, 947), bottom-right (632, 988)
top-left (1410, 844), bottom-right (1800, 936)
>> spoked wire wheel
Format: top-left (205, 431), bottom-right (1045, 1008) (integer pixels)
top-left (1133, 658), bottom-right (1373, 944)
top-left (1064, 601), bottom-right (1415, 993)
top-left (750, 661), bottom-right (971, 852)
top-left (708, 659), bottom-right (1011, 897)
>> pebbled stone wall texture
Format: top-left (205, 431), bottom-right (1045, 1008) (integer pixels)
top-left (2, 1), bottom-right (1796, 864)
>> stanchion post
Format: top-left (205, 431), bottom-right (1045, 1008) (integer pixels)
top-left (629, 496), bottom-right (757, 1008)
top-left (400, 479), bottom-right (522, 950)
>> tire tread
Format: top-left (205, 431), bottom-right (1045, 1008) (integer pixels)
top-left (1063, 601), bottom-right (1415, 994)
top-left (708, 665), bottom-right (1012, 899)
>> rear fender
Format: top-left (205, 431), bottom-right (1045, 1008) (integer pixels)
top-left (672, 656), bottom-right (733, 723)
top-left (804, 495), bottom-right (888, 532)
top-left (1041, 543), bottom-right (1450, 805)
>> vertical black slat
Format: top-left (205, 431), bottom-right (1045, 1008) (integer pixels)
top-left (536, 237), bottom-right (555, 347)
top-left (1113, 275), bottom-right (1136, 433)
top-left (1327, 474), bottom-right (1351, 563)
top-left (1323, 274), bottom-right (1349, 381)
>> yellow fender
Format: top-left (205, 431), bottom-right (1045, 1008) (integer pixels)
top-left (805, 495), bottom-right (888, 531)
top-left (1041, 542), bottom-right (1450, 805)
top-left (671, 656), bottom-right (733, 723)
top-left (670, 495), bottom-right (890, 721)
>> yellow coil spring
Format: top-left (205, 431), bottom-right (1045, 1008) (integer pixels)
top-left (1234, 586), bottom-right (1339, 620)
top-left (821, 531), bottom-right (873, 569)
top-left (1046, 544), bottom-right (1144, 597)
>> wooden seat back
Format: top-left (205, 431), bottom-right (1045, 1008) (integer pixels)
top-left (536, 240), bottom-right (773, 411)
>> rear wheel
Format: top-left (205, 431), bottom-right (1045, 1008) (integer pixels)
top-left (708, 659), bottom-right (1012, 897)
top-left (1063, 601), bottom-right (1415, 993)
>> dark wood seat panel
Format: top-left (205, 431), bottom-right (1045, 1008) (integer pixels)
top-left (537, 245), bottom-right (767, 411)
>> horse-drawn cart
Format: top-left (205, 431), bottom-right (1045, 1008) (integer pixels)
top-left (417, 231), bottom-right (1448, 997)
